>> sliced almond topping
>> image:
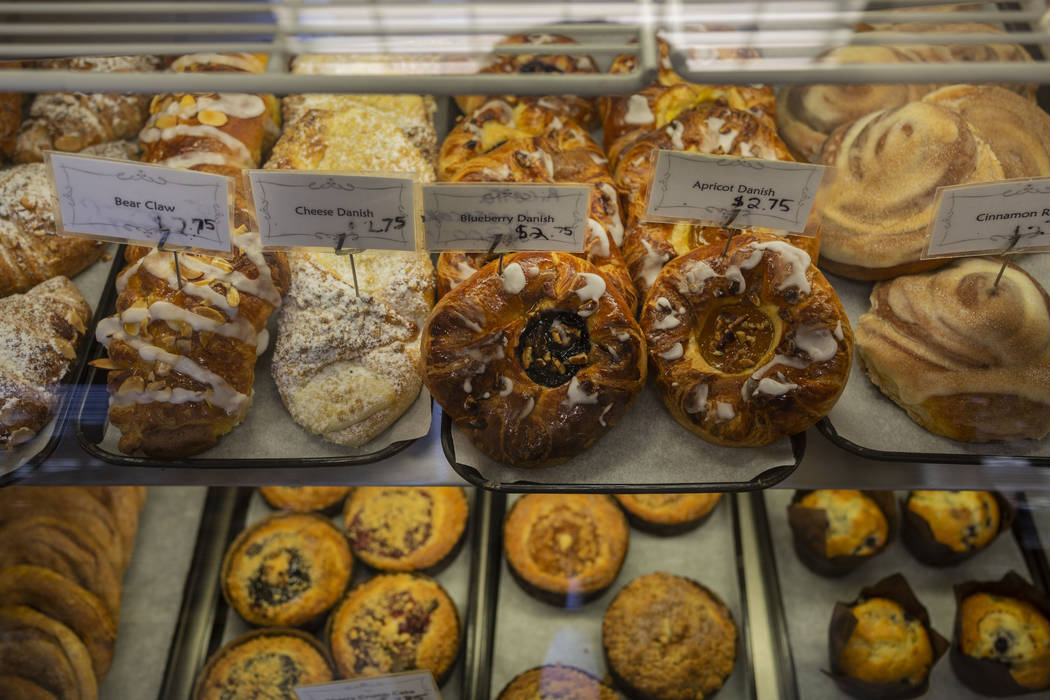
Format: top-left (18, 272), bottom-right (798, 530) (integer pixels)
top-left (90, 358), bottom-right (121, 370)
top-left (226, 287), bottom-right (240, 307)
top-left (54, 339), bottom-right (76, 360)
top-left (118, 375), bottom-right (145, 395)
top-left (182, 267), bottom-right (205, 281)
top-left (154, 360), bottom-right (172, 377)
top-left (0, 404), bottom-right (25, 426)
top-left (179, 94), bottom-right (196, 110)
top-left (66, 311), bottom-right (86, 334)
top-left (199, 331), bottom-right (214, 349)
top-left (123, 322), bottom-right (138, 336)
top-left (130, 298), bottom-right (148, 309)
top-left (8, 427), bottom-right (36, 446)
top-left (194, 305), bottom-right (225, 323)
top-left (211, 258), bottom-right (234, 273)
top-left (146, 380), bottom-right (167, 392)
top-left (149, 94), bottom-right (164, 112)
top-left (197, 109), bottom-right (228, 127)
top-left (155, 114), bottom-right (177, 129)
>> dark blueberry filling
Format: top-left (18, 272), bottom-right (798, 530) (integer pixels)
top-left (517, 310), bottom-right (591, 388)
top-left (248, 548), bottom-right (312, 608)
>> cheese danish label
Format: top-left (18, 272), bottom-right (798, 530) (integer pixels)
top-left (644, 150), bottom-right (828, 235)
top-left (247, 170), bottom-right (419, 252)
top-left (47, 152), bottom-right (233, 253)
top-left (924, 178), bottom-right (1050, 259)
top-left (295, 670), bottom-right (441, 700)
top-left (422, 183), bottom-right (589, 252)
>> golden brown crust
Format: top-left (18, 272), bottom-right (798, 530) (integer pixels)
top-left (81, 487), bottom-right (140, 571)
top-left (259, 486), bottom-right (352, 514)
top-left (0, 605), bottom-right (97, 700)
top-left (497, 664), bottom-right (625, 699)
top-left (906, 490), bottom-right (1000, 554)
top-left (641, 232), bottom-right (852, 446)
top-left (0, 675), bottom-right (57, 700)
top-left (421, 252), bottom-right (647, 468)
top-left (838, 597), bottom-right (934, 686)
top-left (613, 493), bottom-right (721, 532)
top-left (959, 593), bottom-right (1050, 690)
top-left (797, 490), bottom-right (889, 558)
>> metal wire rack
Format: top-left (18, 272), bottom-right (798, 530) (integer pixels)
top-left (0, 0), bottom-right (1047, 93)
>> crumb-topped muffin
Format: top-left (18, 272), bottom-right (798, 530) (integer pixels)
top-left (613, 493), bottom-right (721, 536)
top-left (837, 597), bottom-right (934, 686)
top-left (504, 495), bottom-right (629, 607)
top-left (497, 664), bottom-right (625, 699)
top-left (958, 593), bottom-right (1050, 692)
top-left (326, 573), bottom-right (460, 683)
top-left (903, 491), bottom-right (1002, 565)
top-left (193, 628), bottom-right (334, 700)
top-left (343, 487), bottom-right (468, 573)
top-left (259, 486), bottom-right (352, 514)
top-left (602, 572), bottom-right (737, 700)
top-left (222, 512), bottom-right (353, 627)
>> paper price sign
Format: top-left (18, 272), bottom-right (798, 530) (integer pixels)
top-left (421, 183), bottom-right (589, 252)
top-left (924, 178), bottom-right (1050, 259)
top-left (644, 150), bottom-right (827, 235)
top-left (47, 152), bottom-right (233, 253)
top-left (294, 670), bottom-right (441, 700)
top-left (247, 171), bottom-right (419, 252)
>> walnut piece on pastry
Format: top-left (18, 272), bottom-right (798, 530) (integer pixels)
top-left (856, 258), bottom-right (1050, 442)
top-left (421, 252), bottom-right (646, 468)
top-left (272, 251), bottom-right (435, 447)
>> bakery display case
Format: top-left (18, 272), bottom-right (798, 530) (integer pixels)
top-left (3, 1), bottom-right (1050, 699)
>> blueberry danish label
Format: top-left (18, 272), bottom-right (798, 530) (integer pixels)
top-left (924, 178), bottom-right (1050, 259)
top-left (422, 183), bottom-right (589, 252)
top-left (644, 150), bottom-right (827, 235)
top-left (246, 170), bottom-right (420, 252)
top-left (295, 669), bottom-right (441, 700)
top-left (46, 152), bottom-right (233, 252)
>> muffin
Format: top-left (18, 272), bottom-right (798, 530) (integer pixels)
top-left (504, 495), bottom-right (629, 607)
top-left (343, 487), bottom-right (468, 573)
top-left (221, 512), bottom-right (353, 627)
top-left (259, 486), bottom-right (352, 515)
top-left (602, 572), bottom-right (737, 700)
top-left (612, 493), bottom-right (722, 536)
top-left (326, 573), bottom-right (460, 683)
top-left (194, 628), bottom-right (334, 700)
top-left (902, 490), bottom-right (1010, 566)
top-left (498, 664), bottom-right (625, 699)
top-left (788, 490), bottom-right (896, 576)
top-left (953, 572), bottom-right (1050, 695)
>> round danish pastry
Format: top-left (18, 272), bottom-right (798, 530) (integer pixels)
top-left (640, 232), bottom-right (853, 446)
top-left (421, 252), bottom-right (646, 467)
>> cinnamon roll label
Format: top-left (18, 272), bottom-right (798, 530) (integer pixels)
top-left (925, 179), bottom-right (1050, 259)
top-left (294, 670), bottom-right (441, 700)
top-left (644, 150), bottom-right (827, 235)
top-left (421, 183), bottom-right (589, 252)
top-left (46, 152), bottom-right (233, 253)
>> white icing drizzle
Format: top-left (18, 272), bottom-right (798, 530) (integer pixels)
top-left (756, 377), bottom-right (799, 396)
top-left (196, 94), bottom-right (266, 119)
top-left (483, 392), bottom-right (491, 399)
top-left (519, 395), bottom-right (535, 419)
top-left (119, 300), bottom-right (256, 343)
top-left (463, 377), bottom-right (472, 393)
top-left (739, 142), bottom-right (755, 158)
top-left (743, 354), bottom-right (810, 401)
top-left (747, 241), bottom-right (812, 294)
top-left (614, 330), bottom-right (630, 342)
top-left (598, 183), bottom-right (625, 246)
top-left (500, 262), bottom-right (527, 295)
top-left (666, 121), bottom-right (685, 150)
top-left (589, 152), bottom-right (609, 165)
top-left (685, 383), bottom-right (708, 414)
top-left (588, 219), bottom-right (610, 258)
top-left (640, 239), bottom-right (672, 288)
top-left (599, 403), bottom-right (613, 427)
top-left (140, 123), bottom-right (254, 167)
top-left (658, 342), bottom-right (684, 360)
top-left (624, 94), bottom-right (655, 125)
top-left (794, 325), bottom-right (839, 362)
top-left (564, 376), bottom-right (599, 407)
top-left (716, 402), bottom-right (735, 421)
top-left (574, 273), bottom-right (607, 313)
top-left (833, 321), bottom-right (844, 341)
top-left (653, 297), bottom-right (681, 328)
top-left (449, 310), bottom-right (483, 333)
top-left (679, 259), bottom-right (718, 294)
top-left (256, 328), bottom-right (269, 357)
top-left (704, 116), bottom-right (739, 153)
top-left (154, 152), bottom-right (230, 169)
top-left (499, 376), bottom-right (514, 397)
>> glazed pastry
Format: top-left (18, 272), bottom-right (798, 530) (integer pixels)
top-left (0, 164), bottom-right (108, 297)
top-left (503, 495), bottom-right (629, 606)
top-left (326, 573), bottom-right (460, 682)
top-left (957, 591), bottom-right (1050, 692)
top-left (456, 34), bottom-right (600, 129)
top-left (193, 628), bottom-right (335, 700)
top-left (76, 139), bottom-right (141, 160)
top-left (0, 277), bottom-right (91, 449)
top-left (789, 490), bottom-right (894, 576)
top-left (613, 493), bottom-right (721, 535)
top-left (272, 251), bottom-right (434, 447)
top-left (14, 55), bottom-right (159, 163)
top-left (343, 487), bottom-right (468, 573)
top-left (497, 664), bottom-right (624, 699)
top-left (603, 572), bottom-right (737, 700)
top-left (855, 258), bottom-right (1050, 442)
top-left (819, 101), bottom-right (1004, 280)
top-left (169, 52), bottom-right (269, 74)
top-left (641, 233), bottom-right (852, 446)
top-left (0, 604), bottom-right (97, 699)
top-left (902, 490), bottom-right (1003, 564)
top-left (420, 252), bottom-right (647, 468)
top-left (221, 512), bottom-right (353, 627)
top-left (259, 486), bottom-right (352, 514)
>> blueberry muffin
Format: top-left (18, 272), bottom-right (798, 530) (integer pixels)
top-left (193, 628), bottom-right (334, 700)
top-left (789, 490), bottom-right (894, 576)
top-left (497, 664), bottom-right (624, 699)
top-left (957, 592), bottom-right (1050, 692)
top-left (902, 490), bottom-right (1003, 565)
top-left (259, 486), bottom-right (352, 515)
top-left (222, 512), bottom-right (353, 627)
top-left (612, 493), bottom-right (721, 536)
top-left (837, 597), bottom-right (935, 686)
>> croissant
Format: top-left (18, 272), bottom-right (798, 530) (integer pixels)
top-left (855, 258), bottom-right (1050, 442)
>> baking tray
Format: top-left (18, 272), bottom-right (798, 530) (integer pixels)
top-left (817, 252), bottom-right (1050, 467)
top-left (752, 488), bottom-right (1050, 700)
top-left (162, 486), bottom-right (485, 699)
top-left (484, 492), bottom-right (756, 700)
top-left (0, 244), bottom-right (121, 485)
top-left (73, 246), bottom-right (428, 468)
top-left (441, 385), bottom-right (805, 493)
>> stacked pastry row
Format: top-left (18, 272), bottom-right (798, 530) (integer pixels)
top-left (194, 486), bottom-right (468, 699)
top-left (0, 485), bottom-right (146, 699)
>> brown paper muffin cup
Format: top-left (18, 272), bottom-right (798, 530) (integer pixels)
top-left (788, 490), bottom-right (899, 577)
top-left (826, 573), bottom-right (949, 700)
top-left (951, 571), bottom-right (1050, 696)
top-left (901, 491), bottom-right (1016, 567)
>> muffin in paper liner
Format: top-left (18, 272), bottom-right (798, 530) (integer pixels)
top-left (827, 573), bottom-right (949, 699)
top-left (900, 491), bottom-right (1016, 567)
top-left (788, 490), bottom-right (899, 577)
top-left (951, 571), bottom-right (1050, 696)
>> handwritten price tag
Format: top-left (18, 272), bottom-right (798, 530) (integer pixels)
top-left (294, 670), bottom-right (441, 700)
top-left (47, 152), bottom-right (233, 253)
top-left (644, 150), bottom-right (828, 235)
top-left (924, 178), bottom-right (1050, 259)
top-left (247, 170), bottom-right (419, 252)
top-left (421, 183), bottom-right (589, 252)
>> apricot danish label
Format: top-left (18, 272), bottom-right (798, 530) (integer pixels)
top-left (422, 183), bottom-right (589, 252)
top-left (645, 150), bottom-right (827, 235)
top-left (924, 178), bottom-right (1050, 258)
top-left (46, 152), bottom-right (233, 253)
top-left (295, 670), bottom-right (441, 700)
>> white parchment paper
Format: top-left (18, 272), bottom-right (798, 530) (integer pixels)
top-left (763, 489), bottom-right (1034, 700)
top-left (490, 493), bottom-right (751, 698)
